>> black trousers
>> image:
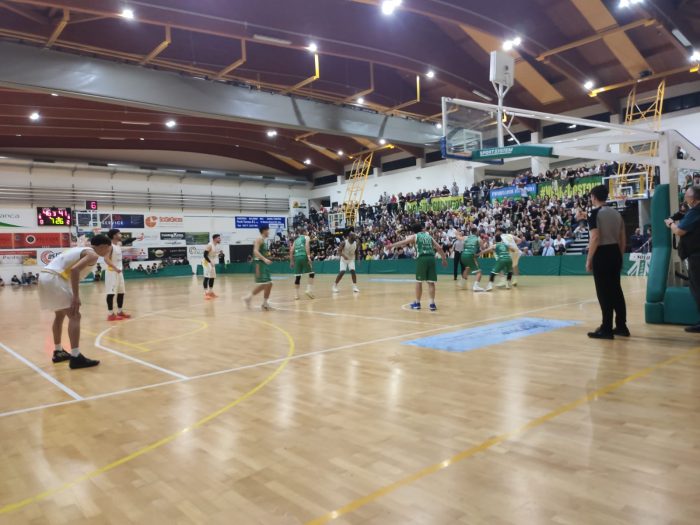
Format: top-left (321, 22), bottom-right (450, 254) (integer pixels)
top-left (453, 250), bottom-right (464, 279)
top-left (592, 244), bottom-right (626, 332)
top-left (687, 255), bottom-right (700, 314)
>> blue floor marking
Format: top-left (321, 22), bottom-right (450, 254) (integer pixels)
top-left (403, 317), bottom-right (580, 353)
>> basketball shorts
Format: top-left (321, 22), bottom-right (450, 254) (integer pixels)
top-left (254, 260), bottom-right (272, 284)
top-left (203, 260), bottom-right (217, 278)
top-left (294, 257), bottom-right (313, 275)
top-left (460, 252), bottom-right (479, 269)
top-left (415, 255), bottom-right (438, 282)
top-left (38, 272), bottom-right (73, 311)
top-left (105, 269), bottom-right (126, 294)
top-left (493, 259), bottom-right (513, 275)
top-left (340, 259), bottom-right (356, 272)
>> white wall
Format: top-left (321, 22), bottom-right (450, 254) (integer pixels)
top-left (0, 162), bottom-right (308, 280)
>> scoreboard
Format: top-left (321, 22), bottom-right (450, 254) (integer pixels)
top-left (37, 207), bottom-right (72, 226)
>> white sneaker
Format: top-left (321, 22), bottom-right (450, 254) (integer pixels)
top-left (506, 282), bottom-right (512, 289)
top-left (261, 302), bottom-right (274, 311)
top-left (486, 283), bottom-right (493, 292)
top-left (305, 290), bottom-right (315, 299)
top-left (512, 280), bottom-right (518, 287)
top-left (353, 286), bottom-right (360, 293)
top-left (473, 284), bottom-right (485, 292)
top-left (496, 282), bottom-right (506, 288)
top-left (243, 295), bottom-right (252, 309)
top-left (332, 285), bottom-right (339, 293)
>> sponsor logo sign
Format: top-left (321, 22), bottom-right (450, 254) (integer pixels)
top-left (235, 216), bottom-right (287, 229)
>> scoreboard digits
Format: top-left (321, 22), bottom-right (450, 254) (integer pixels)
top-left (37, 207), bottom-right (73, 226)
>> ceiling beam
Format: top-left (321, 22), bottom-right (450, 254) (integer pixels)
top-left (0, 41), bottom-right (442, 147)
top-left (46, 8), bottom-right (69, 48)
top-left (0, 1), bottom-right (47, 24)
top-left (140, 25), bottom-right (171, 66)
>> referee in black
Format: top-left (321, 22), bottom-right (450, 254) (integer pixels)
top-left (586, 185), bottom-right (629, 339)
top-left (453, 232), bottom-right (464, 280)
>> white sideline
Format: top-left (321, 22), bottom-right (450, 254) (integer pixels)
top-left (0, 295), bottom-right (603, 419)
top-left (0, 342), bottom-right (83, 401)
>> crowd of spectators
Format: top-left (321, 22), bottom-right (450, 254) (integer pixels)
top-left (278, 162), bottom-right (651, 262)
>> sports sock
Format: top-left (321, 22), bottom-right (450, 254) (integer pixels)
top-left (54, 344), bottom-right (62, 351)
top-left (70, 347), bottom-right (80, 357)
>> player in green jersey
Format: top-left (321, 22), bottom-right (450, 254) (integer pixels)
top-left (243, 224), bottom-right (274, 310)
top-left (289, 227), bottom-right (315, 299)
top-left (455, 226), bottom-right (485, 292)
top-left (480, 234), bottom-right (513, 291)
top-left (388, 223), bottom-right (447, 311)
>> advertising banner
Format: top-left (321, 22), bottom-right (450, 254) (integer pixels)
top-left (0, 209), bottom-right (38, 228)
top-left (235, 216), bottom-right (287, 229)
top-left (405, 196), bottom-right (463, 213)
top-left (147, 247), bottom-right (189, 260)
top-left (160, 232), bottom-right (186, 241)
top-left (0, 232), bottom-right (71, 249)
top-left (185, 232), bottom-right (210, 245)
top-left (489, 184), bottom-right (538, 202)
top-left (0, 250), bottom-right (37, 265)
top-left (289, 198), bottom-right (308, 216)
top-left (145, 215), bottom-right (184, 229)
top-left (537, 176), bottom-right (602, 198)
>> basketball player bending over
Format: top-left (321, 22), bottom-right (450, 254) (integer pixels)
top-left (455, 227), bottom-right (485, 292)
top-left (499, 228), bottom-right (522, 287)
top-left (38, 234), bottom-right (112, 369)
top-left (203, 234), bottom-right (222, 299)
top-left (333, 230), bottom-right (360, 294)
top-left (481, 234), bottom-right (514, 291)
top-left (388, 223), bottom-right (447, 311)
top-left (244, 224), bottom-right (274, 310)
top-left (104, 229), bottom-right (143, 321)
top-left (290, 227), bottom-right (315, 299)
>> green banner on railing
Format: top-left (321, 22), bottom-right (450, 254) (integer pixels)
top-left (405, 196), bottom-right (462, 213)
top-left (537, 175), bottom-right (602, 198)
top-left (471, 145), bottom-right (555, 161)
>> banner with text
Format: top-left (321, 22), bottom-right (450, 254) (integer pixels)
top-left (537, 176), bottom-right (602, 198)
top-left (289, 198), bottom-right (308, 216)
top-left (405, 196), bottom-right (463, 213)
top-left (147, 247), bottom-right (189, 260)
top-left (489, 184), bottom-right (538, 202)
top-left (235, 216), bottom-right (287, 230)
top-left (0, 232), bottom-right (71, 249)
top-left (0, 250), bottom-right (37, 265)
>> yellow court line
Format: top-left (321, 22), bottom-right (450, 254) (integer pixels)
top-left (0, 318), bottom-right (295, 516)
top-left (138, 319), bottom-right (209, 347)
top-left (305, 345), bottom-right (700, 525)
top-left (82, 329), bottom-right (150, 353)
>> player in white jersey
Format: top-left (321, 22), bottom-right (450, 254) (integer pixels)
top-left (332, 231), bottom-right (360, 294)
top-left (499, 228), bottom-right (522, 286)
top-left (202, 234), bottom-right (222, 299)
top-left (38, 234), bottom-right (112, 369)
top-left (104, 229), bottom-right (143, 321)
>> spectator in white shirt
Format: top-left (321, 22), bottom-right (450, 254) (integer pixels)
top-left (553, 234), bottom-right (567, 255)
top-left (542, 241), bottom-right (556, 256)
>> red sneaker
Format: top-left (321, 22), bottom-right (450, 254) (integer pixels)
top-left (209, 292), bottom-right (219, 298)
top-left (116, 312), bottom-right (132, 319)
top-left (107, 314), bottom-right (119, 321)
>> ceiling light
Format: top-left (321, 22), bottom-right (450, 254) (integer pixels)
top-left (381, 0), bottom-right (402, 15)
top-left (139, 137), bottom-right (145, 141)
top-left (619, 0), bottom-right (643, 7)
top-left (583, 80), bottom-right (595, 91)
top-left (691, 50), bottom-right (700, 62)
top-left (165, 119), bottom-right (177, 128)
top-left (568, 124), bottom-right (577, 129)
top-left (266, 129), bottom-right (278, 138)
top-left (502, 37), bottom-right (522, 51)
top-left (436, 122), bottom-right (443, 129)
top-left (304, 159), bottom-right (312, 165)
top-left (29, 111), bottom-right (40, 121)
top-left (120, 8), bottom-right (135, 20)
top-left (426, 69), bottom-right (435, 79)
top-left (307, 42), bottom-right (318, 53)
top-left (337, 150), bottom-right (344, 156)
top-left (379, 138), bottom-right (387, 145)
top-left (507, 137), bottom-right (515, 142)
top-left (253, 34), bottom-right (293, 46)
top-left (50, 93), bottom-right (58, 97)
top-left (357, 97), bottom-right (365, 104)
top-left (672, 29), bottom-right (692, 47)
top-left (15, 134), bottom-right (21, 137)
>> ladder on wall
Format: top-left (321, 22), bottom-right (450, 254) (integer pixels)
top-left (342, 152), bottom-right (373, 227)
top-left (610, 80), bottom-right (665, 201)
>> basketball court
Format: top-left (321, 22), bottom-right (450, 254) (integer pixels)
top-left (1, 274), bottom-right (698, 524)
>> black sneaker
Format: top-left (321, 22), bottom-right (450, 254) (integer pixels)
top-left (587, 329), bottom-right (614, 340)
top-left (52, 349), bottom-right (71, 363)
top-left (684, 324), bottom-right (700, 333)
top-left (613, 326), bottom-right (631, 337)
top-left (69, 354), bottom-right (100, 369)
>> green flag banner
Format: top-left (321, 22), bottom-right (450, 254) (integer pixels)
top-left (405, 196), bottom-right (463, 213)
top-left (537, 175), bottom-right (602, 198)
top-left (470, 145), bottom-right (555, 161)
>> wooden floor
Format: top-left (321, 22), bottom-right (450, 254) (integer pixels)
top-left (0, 274), bottom-right (698, 525)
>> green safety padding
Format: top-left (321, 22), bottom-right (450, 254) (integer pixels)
top-left (646, 184), bottom-right (671, 304)
top-left (645, 302), bottom-right (665, 324)
top-left (518, 255), bottom-right (561, 276)
top-left (663, 287), bottom-right (700, 325)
